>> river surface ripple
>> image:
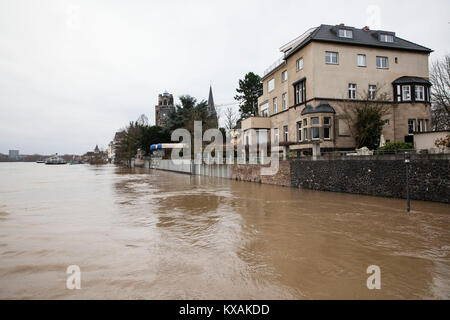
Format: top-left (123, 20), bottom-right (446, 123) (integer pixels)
top-left (0, 163), bottom-right (449, 299)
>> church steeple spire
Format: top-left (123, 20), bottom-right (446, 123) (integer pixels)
top-left (208, 85), bottom-right (215, 110)
top-left (207, 85), bottom-right (218, 128)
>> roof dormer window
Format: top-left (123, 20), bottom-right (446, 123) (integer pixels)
top-left (379, 34), bottom-right (394, 43)
top-left (338, 29), bottom-right (353, 38)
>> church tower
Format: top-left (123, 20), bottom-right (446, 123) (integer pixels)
top-left (207, 85), bottom-right (218, 128)
top-left (155, 91), bottom-right (174, 127)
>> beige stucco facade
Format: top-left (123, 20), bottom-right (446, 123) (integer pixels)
top-left (414, 131), bottom-right (450, 153)
top-left (246, 27), bottom-right (432, 155)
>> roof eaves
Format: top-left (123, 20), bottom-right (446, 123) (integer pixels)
top-left (308, 38), bottom-right (433, 53)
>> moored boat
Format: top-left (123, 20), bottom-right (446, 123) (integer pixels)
top-left (45, 155), bottom-right (67, 165)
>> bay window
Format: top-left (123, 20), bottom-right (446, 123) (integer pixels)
top-left (311, 117), bottom-right (320, 140)
top-left (324, 117), bottom-right (331, 140)
top-left (297, 121), bottom-right (302, 142)
top-left (402, 85), bottom-right (411, 101)
top-left (282, 93), bottom-right (287, 110)
top-left (415, 86), bottom-right (425, 101)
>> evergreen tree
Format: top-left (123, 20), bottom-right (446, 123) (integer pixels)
top-left (234, 72), bottom-right (263, 119)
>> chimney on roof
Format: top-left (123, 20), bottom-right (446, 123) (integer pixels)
top-left (339, 23), bottom-right (345, 26)
top-left (362, 26), bottom-right (370, 31)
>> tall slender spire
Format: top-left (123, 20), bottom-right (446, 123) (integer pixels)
top-left (208, 85), bottom-right (214, 109)
top-left (207, 85), bottom-right (218, 128)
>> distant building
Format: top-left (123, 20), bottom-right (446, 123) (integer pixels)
top-left (155, 91), bottom-right (174, 127)
top-left (8, 150), bottom-right (19, 160)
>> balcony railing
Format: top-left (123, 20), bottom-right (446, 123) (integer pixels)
top-left (263, 57), bottom-right (285, 78)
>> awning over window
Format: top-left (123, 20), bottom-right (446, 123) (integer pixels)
top-left (392, 76), bottom-right (431, 86)
top-left (301, 102), bottom-right (336, 116)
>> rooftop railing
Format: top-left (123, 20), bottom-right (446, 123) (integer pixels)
top-left (262, 57), bottom-right (285, 78)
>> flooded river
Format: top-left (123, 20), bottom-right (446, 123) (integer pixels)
top-left (0, 163), bottom-right (449, 299)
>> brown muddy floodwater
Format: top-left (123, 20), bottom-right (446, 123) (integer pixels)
top-left (0, 163), bottom-right (449, 300)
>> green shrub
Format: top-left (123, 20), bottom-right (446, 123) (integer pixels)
top-left (378, 142), bottom-right (414, 151)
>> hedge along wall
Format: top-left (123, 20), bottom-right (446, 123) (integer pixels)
top-left (290, 154), bottom-right (450, 204)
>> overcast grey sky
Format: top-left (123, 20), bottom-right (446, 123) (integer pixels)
top-left (0, 0), bottom-right (449, 155)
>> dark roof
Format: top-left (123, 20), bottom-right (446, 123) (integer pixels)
top-left (392, 76), bottom-right (431, 85)
top-left (285, 24), bottom-right (432, 59)
top-left (301, 102), bottom-right (336, 116)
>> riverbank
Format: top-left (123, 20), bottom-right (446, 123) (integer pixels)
top-left (140, 154), bottom-right (450, 204)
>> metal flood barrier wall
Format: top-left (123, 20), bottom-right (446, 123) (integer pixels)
top-left (146, 158), bottom-right (232, 178)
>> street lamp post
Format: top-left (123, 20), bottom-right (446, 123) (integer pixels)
top-left (405, 152), bottom-right (411, 213)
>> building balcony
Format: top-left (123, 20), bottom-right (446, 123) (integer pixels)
top-left (241, 117), bottom-right (272, 131)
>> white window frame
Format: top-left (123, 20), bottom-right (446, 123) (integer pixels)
top-left (297, 58), bottom-right (303, 71)
top-left (325, 51), bottom-right (338, 65)
top-left (380, 34), bottom-right (394, 43)
top-left (339, 29), bottom-right (353, 38)
top-left (283, 125), bottom-right (289, 142)
top-left (349, 83), bottom-right (357, 100)
top-left (357, 54), bottom-right (366, 67)
top-left (418, 119), bottom-right (424, 132)
top-left (273, 128), bottom-right (279, 144)
top-left (282, 93), bottom-right (287, 110)
top-left (323, 117), bottom-right (331, 140)
top-left (294, 80), bottom-right (306, 105)
top-left (282, 70), bottom-right (288, 82)
top-left (408, 119), bottom-right (415, 134)
top-left (311, 117), bottom-right (320, 140)
top-left (260, 103), bottom-right (269, 117)
top-left (415, 85), bottom-right (425, 101)
top-left (369, 85), bottom-right (377, 100)
top-left (268, 79), bottom-right (275, 93)
top-left (376, 56), bottom-right (389, 69)
top-left (297, 121), bottom-right (302, 142)
top-left (402, 85), bottom-right (411, 101)
top-left (273, 97), bottom-right (278, 114)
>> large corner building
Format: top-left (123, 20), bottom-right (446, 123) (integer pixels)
top-left (242, 24), bottom-right (433, 155)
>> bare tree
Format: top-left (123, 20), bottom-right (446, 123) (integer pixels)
top-left (430, 54), bottom-right (450, 130)
top-left (337, 84), bottom-right (391, 150)
top-left (136, 114), bottom-right (149, 126)
top-left (223, 107), bottom-right (239, 130)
